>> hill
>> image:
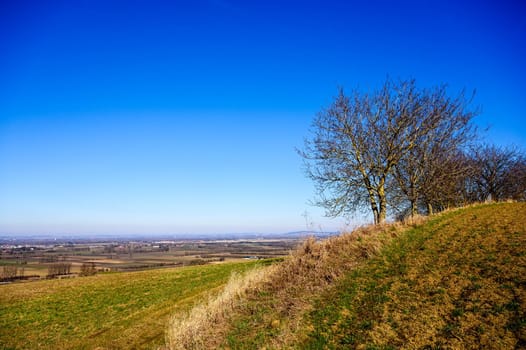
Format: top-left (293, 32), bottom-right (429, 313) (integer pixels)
top-left (0, 260), bottom-right (264, 350)
top-left (166, 202), bottom-right (526, 349)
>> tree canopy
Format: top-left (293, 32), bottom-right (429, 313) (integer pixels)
top-left (301, 78), bottom-right (481, 223)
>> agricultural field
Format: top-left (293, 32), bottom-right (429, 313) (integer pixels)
top-left (0, 260), bottom-right (266, 350)
top-left (0, 238), bottom-right (298, 279)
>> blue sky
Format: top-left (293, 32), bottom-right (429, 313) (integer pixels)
top-left (1, 0), bottom-right (525, 235)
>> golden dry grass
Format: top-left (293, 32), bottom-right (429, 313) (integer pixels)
top-left (164, 217), bottom-right (425, 349)
top-left (303, 202), bottom-right (526, 349)
top-left (164, 265), bottom-right (278, 350)
top-left (163, 203), bottom-right (525, 349)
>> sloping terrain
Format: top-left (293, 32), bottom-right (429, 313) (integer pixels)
top-left (4, 203), bottom-right (523, 349)
top-left (302, 203), bottom-right (526, 349)
top-left (166, 203), bottom-right (525, 349)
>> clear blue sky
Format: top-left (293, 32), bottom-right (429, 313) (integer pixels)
top-left (1, 0), bottom-right (525, 236)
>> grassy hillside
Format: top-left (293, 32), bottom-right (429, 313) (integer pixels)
top-left (302, 203), bottom-right (526, 349)
top-left (165, 203), bottom-right (526, 349)
top-left (0, 261), bottom-right (261, 350)
top-left (3, 203), bottom-right (524, 349)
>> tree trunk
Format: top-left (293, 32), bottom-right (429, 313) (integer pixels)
top-left (370, 201), bottom-right (379, 225)
top-left (366, 185), bottom-right (380, 224)
top-left (427, 202), bottom-right (434, 215)
top-left (409, 179), bottom-right (417, 217)
top-left (410, 200), bottom-right (417, 217)
top-left (377, 185), bottom-right (387, 224)
top-left (378, 200), bottom-right (387, 224)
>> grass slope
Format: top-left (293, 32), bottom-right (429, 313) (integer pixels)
top-left (168, 213), bottom-right (418, 349)
top-left (304, 203), bottom-right (526, 349)
top-left (178, 203), bottom-right (525, 349)
top-left (0, 261), bottom-right (260, 350)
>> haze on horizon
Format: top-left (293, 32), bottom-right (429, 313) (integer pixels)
top-left (1, 0), bottom-right (525, 236)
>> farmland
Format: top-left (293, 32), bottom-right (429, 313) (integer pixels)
top-left (0, 236), bottom-right (301, 349)
top-left (3, 203), bottom-right (524, 349)
top-left (0, 260), bottom-right (267, 350)
top-left (1, 237), bottom-right (299, 280)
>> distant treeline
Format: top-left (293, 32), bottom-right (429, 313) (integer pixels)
top-left (47, 262), bottom-right (72, 277)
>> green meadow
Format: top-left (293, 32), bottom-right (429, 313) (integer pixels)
top-left (0, 261), bottom-right (260, 350)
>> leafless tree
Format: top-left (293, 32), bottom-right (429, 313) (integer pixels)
top-left (1, 265), bottom-right (18, 280)
top-left (392, 87), bottom-right (477, 216)
top-left (79, 262), bottom-right (97, 276)
top-left (470, 144), bottom-right (526, 202)
top-left (419, 150), bottom-right (476, 214)
top-left (502, 154), bottom-right (526, 201)
top-left (47, 262), bottom-right (72, 277)
top-left (301, 78), bottom-right (477, 224)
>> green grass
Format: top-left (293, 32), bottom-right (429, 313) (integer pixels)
top-left (302, 203), bottom-right (526, 349)
top-left (0, 261), bottom-right (260, 350)
top-left (5, 204), bottom-right (524, 350)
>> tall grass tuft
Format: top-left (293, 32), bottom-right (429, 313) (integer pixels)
top-left (164, 265), bottom-right (277, 350)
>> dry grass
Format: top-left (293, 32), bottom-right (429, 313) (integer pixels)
top-left (164, 216), bottom-right (427, 349)
top-left (374, 203), bottom-right (526, 348)
top-left (163, 203), bottom-right (525, 349)
top-left (303, 202), bottom-right (526, 349)
top-left (164, 265), bottom-right (278, 350)
top-left (247, 220), bottom-right (426, 349)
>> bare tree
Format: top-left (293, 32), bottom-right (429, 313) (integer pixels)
top-left (79, 262), bottom-right (97, 276)
top-left (420, 150), bottom-right (476, 214)
top-left (47, 262), bottom-right (72, 278)
top-left (392, 86), bottom-right (477, 216)
top-left (301, 78), bottom-right (474, 224)
top-left (470, 144), bottom-right (525, 202)
top-left (1, 265), bottom-right (18, 281)
top-left (502, 154), bottom-right (526, 201)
